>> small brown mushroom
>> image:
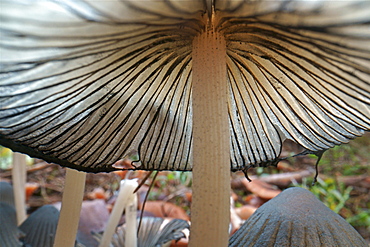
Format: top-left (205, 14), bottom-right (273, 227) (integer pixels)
top-left (229, 187), bottom-right (367, 247)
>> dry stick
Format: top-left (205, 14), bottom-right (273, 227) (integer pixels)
top-left (134, 171), bottom-right (153, 193)
top-left (190, 21), bottom-right (230, 246)
top-left (312, 151), bottom-right (325, 186)
top-left (137, 171), bottom-right (158, 234)
top-left (54, 168), bottom-right (86, 247)
top-left (12, 152), bottom-right (27, 225)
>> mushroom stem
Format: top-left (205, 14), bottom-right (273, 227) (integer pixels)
top-left (12, 152), bottom-right (27, 225)
top-left (98, 179), bottom-right (138, 247)
top-left (125, 193), bottom-right (138, 247)
top-left (190, 27), bottom-right (230, 246)
top-left (54, 168), bottom-right (86, 247)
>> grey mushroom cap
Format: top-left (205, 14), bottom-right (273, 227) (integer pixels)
top-left (76, 200), bottom-right (110, 247)
top-left (0, 181), bottom-right (15, 207)
top-left (19, 205), bottom-right (60, 247)
top-left (93, 217), bottom-right (189, 247)
top-left (229, 187), bottom-right (367, 247)
top-left (0, 202), bottom-right (24, 247)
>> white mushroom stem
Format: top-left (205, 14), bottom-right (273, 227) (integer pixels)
top-left (12, 152), bottom-right (27, 225)
top-left (190, 23), bottom-right (230, 246)
top-left (99, 179), bottom-right (138, 247)
top-left (125, 192), bottom-right (138, 247)
top-left (54, 168), bottom-right (86, 247)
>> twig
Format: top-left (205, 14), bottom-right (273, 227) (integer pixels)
top-left (137, 171), bottom-right (158, 234)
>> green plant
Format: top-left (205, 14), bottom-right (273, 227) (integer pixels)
top-left (318, 134), bottom-right (370, 176)
top-left (0, 146), bottom-right (13, 169)
top-left (293, 177), bottom-right (352, 214)
top-left (0, 146), bottom-right (34, 169)
top-left (346, 209), bottom-right (370, 229)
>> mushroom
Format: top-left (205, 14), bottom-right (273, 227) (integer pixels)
top-left (19, 205), bottom-right (60, 247)
top-left (0, 202), bottom-right (24, 246)
top-left (76, 199), bottom-right (110, 247)
top-left (93, 217), bottom-right (189, 247)
top-left (0, 181), bottom-right (15, 206)
top-left (99, 179), bottom-right (138, 247)
top-left (0, 1), bottom-right (369, 246)
top-left (229, 187), bottom-right (367, 246)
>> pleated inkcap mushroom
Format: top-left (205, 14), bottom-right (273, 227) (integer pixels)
top-left (1, 0), bottom-right (369, 173)
top-left (0, 181), bottom-right (15, 207)
top-left (93, 217), bottom-right (189, 247)
top-left (1, 0), bottom-right (370, 246)
top-left (229, 187), bottom-right (367, 247)
top-left (19, 205), bottom-right (60, 247)
top-left (76, 199), bottom-right (110, 247)
top-left (0, 202), bottom-right (24, 247)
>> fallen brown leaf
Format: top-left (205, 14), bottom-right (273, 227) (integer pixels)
top-left (235, 205), bottom-right (257, 220)
top-left (140, 201), bottom-right (189, 221)
top-left (241, 178), bottom-right (281, 200)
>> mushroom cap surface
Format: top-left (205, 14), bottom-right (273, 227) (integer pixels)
top-left (0, 202), bottom-right (23, 247)
top-left (229, 187), bottom-right (367, 247)
top-left (76, 199), bottom-right (110, 247)
top-left (19, 205), bottom-right (60, 247)
top-left (0, 181), bottom-right (15, 207)
top-left (93, 217), bottom-right (189, 247)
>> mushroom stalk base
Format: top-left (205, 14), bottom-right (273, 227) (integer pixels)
top-left (99, 179), bottom-right (138, 247)
top-left (54, 168), bottom-right (86, 247)
top-left (190, 29), bottom-right (230, 246)
top-left (12, 152), bottom-right (27, 225)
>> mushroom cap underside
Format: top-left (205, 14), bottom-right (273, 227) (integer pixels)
top-left (0, 0), bottom-right (369, 172)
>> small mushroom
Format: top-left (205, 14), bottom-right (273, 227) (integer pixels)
top-left (76, 200), bottom-right (110, 247)
top-left (19, 205), bottom-right (60, 247)
top-left (93, 217), bottom-right (189, 247)
top-left (0, 202), bottom-right (23, 247)
top-left (0, 181), bottom-right (15, 206)
top-left (99, 179), bottom-right (138, 247)
top-left (229, 187), bottom-right (367, 247)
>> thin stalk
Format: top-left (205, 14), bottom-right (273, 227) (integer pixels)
top-left (54, 168), bottom-right (86, 247)
top-left (138, 171), bottom-right (158, 234)
top-left (12, 152), bottom-right (27, 225)
top-left (99, 179), bottom-right (138, 247)
top-left (190, 25), bottom-right (230, 246)
top-left (125, 193), bottom-right (138, 247)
